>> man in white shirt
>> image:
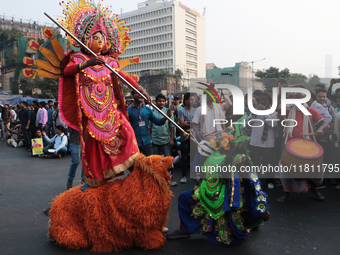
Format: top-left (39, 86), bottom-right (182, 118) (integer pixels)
top-left (42, 125), bottom-right (68, 158)
top-left (192, 92), bottom-right (225, 134)
top-left (35, 106), bottom-right (41, 128)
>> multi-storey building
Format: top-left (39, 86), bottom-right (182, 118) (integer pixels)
top-left (119, 0), bottom-right (206, 87)
top-left (0, 15), bottom-right (56, 40)
top-left (206, 62), bottom-right (265, 94)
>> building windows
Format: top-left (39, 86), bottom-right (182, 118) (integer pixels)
top-left (185, 13), bottom-right (196, 23)
top-left (121, 49), bottom-right (173, 73)
top-left (186, 45), bottom-right (197, 54)
top-left (188, 70), bottom-right (198, 78)
top-left (119, 5), bottom-right (203, 78)
top-left (186, 53), bottom-right (197, 61)
top-left (186, 36), bottom-right (197, 46)
top-left (185, 21), bottom-right (196, 31)
top-left (185, 29), bottom-right (196, 38)
top-left (128, 25), bottom-right (172, 39)
top-left (186, 61), bottom-right (197, 69)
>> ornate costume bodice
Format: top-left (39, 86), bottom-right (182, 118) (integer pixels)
top-left (71, 52), bottom-right (122, 144)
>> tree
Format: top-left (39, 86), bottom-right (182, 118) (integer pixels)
top-left (256, 67), bottom-right (290, 89)
top-left (174, 69), bottom-right (183, 92)
top-left (306, 74), bottom-right (322, 90)
top-left (288, 73), bottom-right (308, 87)
top-left (20, 78), bottom-right (59, 99)
top-left (160, 69), bottom-right (171, 76)
top-left (0, 28), bottom-right (23, 44)
top-left (4, 48), bottom-right (18, 67)
top-left (175, 68), bottom-right (183, 77)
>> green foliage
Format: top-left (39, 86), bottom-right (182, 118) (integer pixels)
top-left (0, 28), bottom-right (23, 44)
top-left (256, 66), bottom-right (323, 91)
top-left (4, 49), bottom-right (18, 67)
top-left (160, 68), bottom-right (183, 78)
top-left (160, 69), bottom-right (171, 76)
top-left (175, 68), bottom-right (183, 77)
top-left (288, 73), bottom-right (308, 87)
top-left (19, 78), bottom-right (59, 99)
top-left (256, 67), bottom-right (290, 89)
top-left (306, 74), bottom-right (322, 89)
top-left (0, 28), bottom-right (22, 68)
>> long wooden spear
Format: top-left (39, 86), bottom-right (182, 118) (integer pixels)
top-left (44, 12), bottom-right (189, 137)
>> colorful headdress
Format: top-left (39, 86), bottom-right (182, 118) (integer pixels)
top-left (22, 0), bottom-right (141, 82)
top-left (58, 0), bottom-right (131, 56)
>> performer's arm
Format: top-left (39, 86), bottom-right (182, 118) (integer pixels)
top-left (117, 70), bottom-right (152, 103)
top-left (64, 64), bottom-right (79, 76)
top-left (64, 56), bottom-right (106, 76)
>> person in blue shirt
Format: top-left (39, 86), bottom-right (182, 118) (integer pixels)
top-left (127, 90), bottom-right (172, 156)
top-left (150, 94), bottom-right (176, 186)
top-left (42, 125), bottom-right (68, 158)
top-left (45, 100), bottom-right (55, 138)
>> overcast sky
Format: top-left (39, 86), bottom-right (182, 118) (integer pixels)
top-left (3, 0), bottom-right (340, 78)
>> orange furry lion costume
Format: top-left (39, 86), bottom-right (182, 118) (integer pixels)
top-left (48, 153), bottom-right (173, 252)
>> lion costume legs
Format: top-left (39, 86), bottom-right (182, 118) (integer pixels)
top-left (135, 229), bottom-right (165, 250)
top-left (48, 219), bottom-right (89, 250)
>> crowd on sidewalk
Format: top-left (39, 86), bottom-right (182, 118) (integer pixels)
top-left (2, 79), bottom-right (340, 197)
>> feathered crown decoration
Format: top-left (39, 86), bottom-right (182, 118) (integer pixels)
top-left (22, 0), bottom-right (141, 82)
top-left (57, 0), bottom-right (131, 56)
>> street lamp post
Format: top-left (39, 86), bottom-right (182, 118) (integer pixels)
top-left (251, 58), bottom-right (266, 89)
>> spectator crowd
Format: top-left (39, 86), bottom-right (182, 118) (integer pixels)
top-left (1, 78), bottom-right (340, 199)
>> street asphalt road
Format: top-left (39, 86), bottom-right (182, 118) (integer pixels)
top-left (1, 140), bottom-right (340, 255)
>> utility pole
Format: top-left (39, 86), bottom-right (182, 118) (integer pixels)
top-left (251, 58), bottom-right (265, 89)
